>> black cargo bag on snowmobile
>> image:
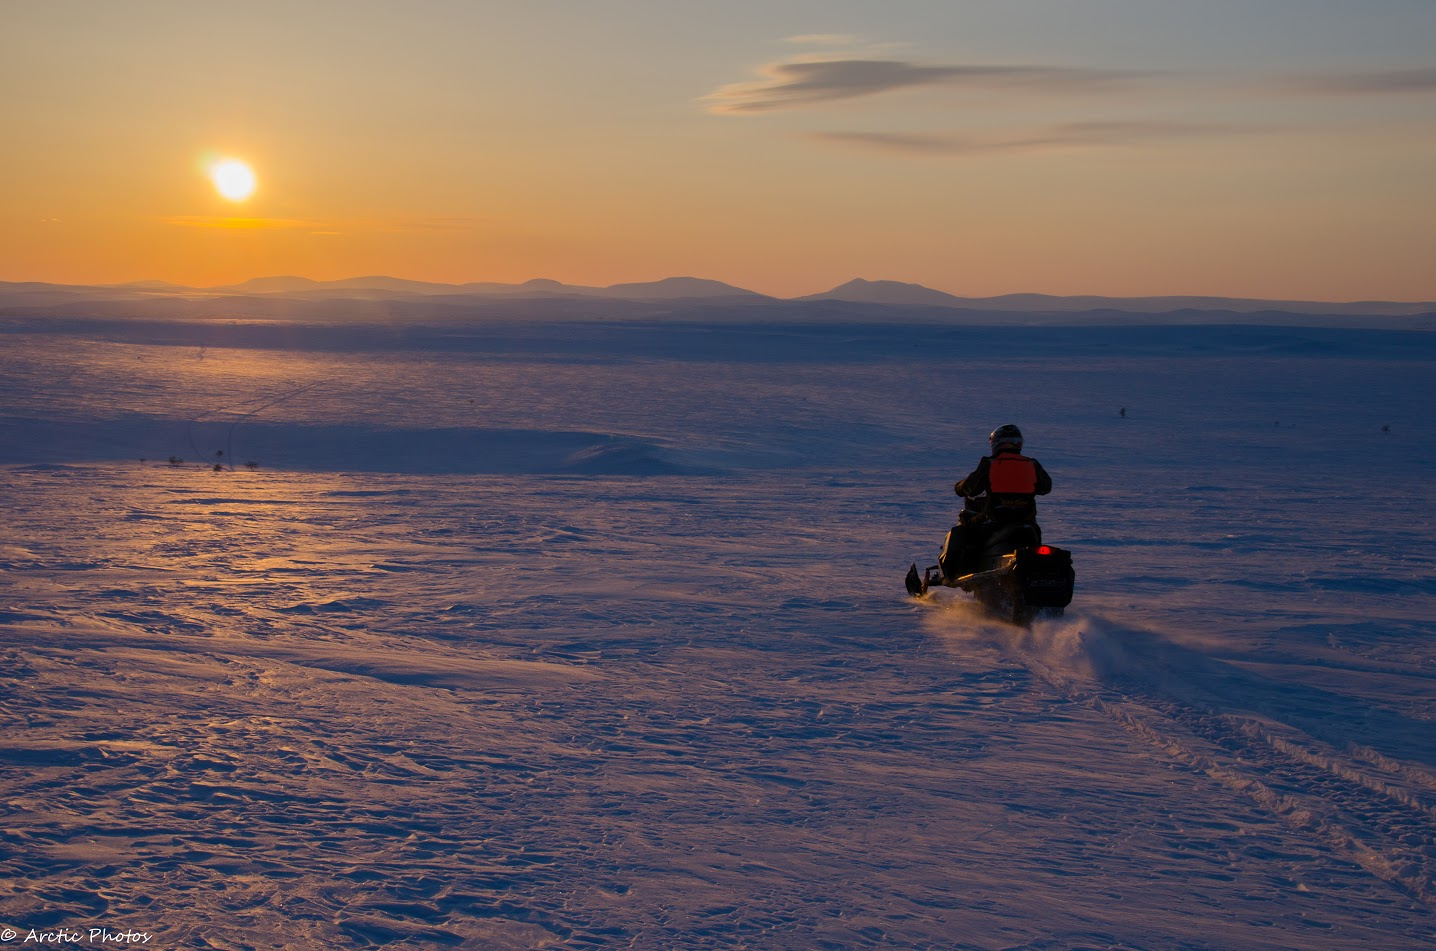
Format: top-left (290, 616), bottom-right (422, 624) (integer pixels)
top-left (1013, 545), bottom-right (1075, 609)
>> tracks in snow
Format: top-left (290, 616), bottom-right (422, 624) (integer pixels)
top-left (1011, 621), bottom-right (1436, 905)
top-left (184, 379), bottom-right (327, 467)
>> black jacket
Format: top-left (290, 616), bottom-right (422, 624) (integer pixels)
top-left (955, 451), bottom-right (1052, 523)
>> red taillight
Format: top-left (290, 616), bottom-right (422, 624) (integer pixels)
top-left (1035, 546), bottom-right (1053, 555)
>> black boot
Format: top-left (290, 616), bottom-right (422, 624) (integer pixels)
top-left (905, 563), bottom-right (924, 597)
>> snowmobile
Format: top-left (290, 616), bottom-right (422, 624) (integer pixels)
top-left (905, 516), bottom-right (1075, 626)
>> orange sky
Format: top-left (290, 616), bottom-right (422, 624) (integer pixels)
top-left (4, 1), bottom-right (1435, 300)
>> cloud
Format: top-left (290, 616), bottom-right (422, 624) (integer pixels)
top-left (707, 43), bottom-right (1436, 117)
top-left (785, 34), bottom-right (862, 47)
top-left (164, 215), bottom-right (479, 234)
top-left (809, 131), bottom-right (973, 155)
top-left (704, 57), bottom-right (1146, 114)
top-left (165, 216), bottom-right (319, 230)
top-left (808, 121), bottom-right (1260, 157)
top-left (705, 43), bottom-right (1434, 164)
top-left (1280, 66), bottom-right (1436, 96)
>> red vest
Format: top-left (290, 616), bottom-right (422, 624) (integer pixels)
top-left (988, 453), bottom-right (1037, 494)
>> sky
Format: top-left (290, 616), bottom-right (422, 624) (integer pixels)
top-left (3, 0), bottom-right (1435, 300)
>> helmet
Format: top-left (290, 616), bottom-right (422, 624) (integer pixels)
top-left (989, 424), bottom-right (1023, 454)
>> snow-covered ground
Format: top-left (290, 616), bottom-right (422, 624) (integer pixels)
top-left (2, 315), bottom-right (1434, 949)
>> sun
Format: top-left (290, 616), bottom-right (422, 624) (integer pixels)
top-left (210, 159), bottom-right (256, 202)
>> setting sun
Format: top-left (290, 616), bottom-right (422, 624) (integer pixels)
top-left (210, 159), bottom-right (256, 202)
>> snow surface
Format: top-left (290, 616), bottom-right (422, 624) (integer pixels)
top-left (2, 315), bottom-right (1435, 949)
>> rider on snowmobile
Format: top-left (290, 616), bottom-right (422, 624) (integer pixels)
top-left (937, 425), bottom-right (1052, 582)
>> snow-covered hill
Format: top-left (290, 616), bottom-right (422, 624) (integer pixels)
top-left (2, 312), bottom-right (1434, 948)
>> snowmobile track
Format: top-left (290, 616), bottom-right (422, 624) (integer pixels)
top-left (1016, 646), bottom-right (1436, 904)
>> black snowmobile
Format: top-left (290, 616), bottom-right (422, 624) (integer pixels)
top-left (905, 502), bottom-right (1075, 626)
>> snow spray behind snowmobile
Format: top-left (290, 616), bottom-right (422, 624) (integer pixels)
top-left (905, 505), bottom-right (1074, 626)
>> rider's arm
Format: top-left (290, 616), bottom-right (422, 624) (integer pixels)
top-left (955, 457), bottom-right (990, 497)
top-left (1032, 459), bottom-right (1053, 496)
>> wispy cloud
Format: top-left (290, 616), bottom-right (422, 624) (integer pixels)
top-left (704, 57), bottom-right (1146, 114)
top-left (785, 34), bottom-right (862, 47)
top-left (164, 215), bottom-right (480, 234)
top-left (1278, 66), bottom-right (1436, 96)
top-left (165, 216), bottom-right (319, 230)
top-left (809, 121), bottom-right (1261, 157)
top-left (709, 44), bottom-right (1436, 117)
top-left (704, 44), bottom-right (1434, 161)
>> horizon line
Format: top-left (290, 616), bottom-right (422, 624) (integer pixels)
top-left (3, 274), bottom-right (1433, 307)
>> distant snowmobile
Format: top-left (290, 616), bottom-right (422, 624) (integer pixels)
top-left (905, 509), bottom-right (1075, 626)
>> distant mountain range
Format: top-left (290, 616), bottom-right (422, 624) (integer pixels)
top-left (796, 278), bottom-right (1435, 317)
top-left (1, 275), bottom-right (1432, 321)
top-left (213, 275), bottom-right (770, 301)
